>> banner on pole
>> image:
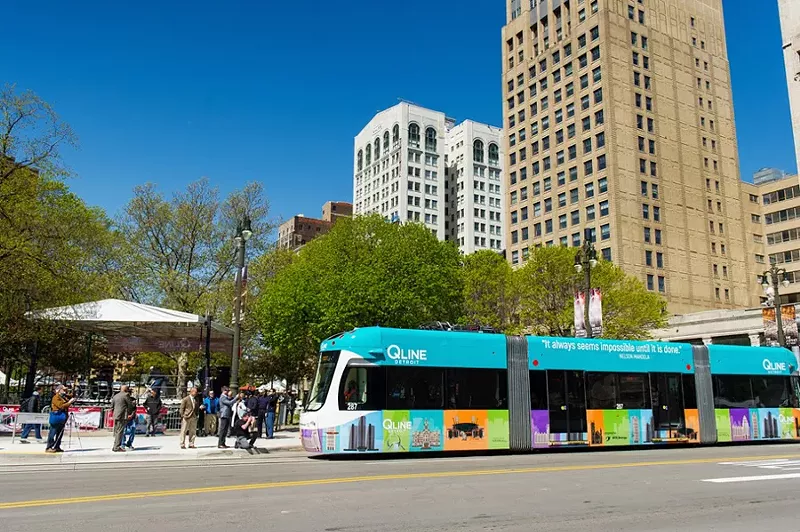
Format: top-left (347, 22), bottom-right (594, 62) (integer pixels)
top-left (574, 291), bottom-right (587, 338)
top-left (782, 305), bottom-right (798, 347)
top-left (763, 307), bottom-right (778, 346)
top-left (589, 288), bottom-right (603, 337)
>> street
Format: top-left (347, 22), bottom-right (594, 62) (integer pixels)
top-left (2, 444), bottom-right (800, 531)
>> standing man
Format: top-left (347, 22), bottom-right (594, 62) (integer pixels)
top-left (123, 387), bottom-right (137, 450)
top-left (265, 388), bottom-right (277, 439)
top-left (45, 385), bottom-right (74, 453)
top-left (19, 385), bottom-right (44, 443)
top-left (179, 387), bottom-right (200, 449)
top-left (256, 390), bottom-right (269, 438)
top-left (217, 386), bottom-right (233, 449)
top-left (203, 390), bottom-right (219, 437)
top-left (111, 385), bottom-right (135, 452)
top-left (143, 388), bottom-right (162, 437)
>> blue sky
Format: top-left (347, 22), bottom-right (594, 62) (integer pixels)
top-left (3, 0), bottom-right (795, 228)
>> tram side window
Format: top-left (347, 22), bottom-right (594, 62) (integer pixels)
top-left (682, 375), bottom-right (698, 409)
top-left (446, 368), bottom-right (508, 409)
top-left (713, 375), bottom-right (755, 408)
top-left (751, 376), bottom-right (793, 408)
top-left (586, 372), bottom-right (650, 410)
top-left (338, 366), bottom-right (386, 411)
top-left (586, 372), bottom-right (618, 409)
top-left (530, 371), bottom-right (548, 410)
top-left (386, 367), bottom-right (444, 410)
top-left (617, 373), bottom-right (651, 409)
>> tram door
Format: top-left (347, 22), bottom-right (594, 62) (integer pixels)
top-left (650, 373), bottom-right (686, 440)
top-left (547, 370), bottom-right (588, 443)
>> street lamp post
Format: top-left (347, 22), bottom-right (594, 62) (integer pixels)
top-left (230, 216), bottom-right (253, 395)
top-left (574, 236), bottom-right (598, 338)
top-left (762, 264), bottom-right (791, 347)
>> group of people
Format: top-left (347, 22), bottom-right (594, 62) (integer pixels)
top-left (187, 387), bottom-right (296, 451)
top-left (19, 382), bottom-right (297, 454)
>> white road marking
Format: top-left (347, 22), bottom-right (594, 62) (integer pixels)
top-left (703, 473), bottom-right (800, 483)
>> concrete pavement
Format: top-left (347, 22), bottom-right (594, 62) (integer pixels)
top-left (2, 444), bottom-right (800, 530)
top-left (0, 429), bottom-right (302, 468)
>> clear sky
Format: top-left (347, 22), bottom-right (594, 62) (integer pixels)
top-left (4, 0), bottom-right (796, 228)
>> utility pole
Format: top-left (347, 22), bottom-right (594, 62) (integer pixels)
top-left (230, 216), bottom-right (252, 395)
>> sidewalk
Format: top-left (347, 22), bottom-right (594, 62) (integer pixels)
top-left (0, 429), bottom-right (303, 466)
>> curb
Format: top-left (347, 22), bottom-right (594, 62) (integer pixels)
top-left (0, 447), bottom-right (306, 473)
top-left (0, 445), bottom-right (304, 467)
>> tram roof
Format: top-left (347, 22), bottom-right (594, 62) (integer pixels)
top-left (320, 327), bottom-right (507, 368)
top-left (318, 328), bottom-right (799, 376)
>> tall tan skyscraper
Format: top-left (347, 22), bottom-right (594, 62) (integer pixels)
top-left (778, 0), bottom-right (800, 171)
top-left (502, 0), bottom-right (757, 314)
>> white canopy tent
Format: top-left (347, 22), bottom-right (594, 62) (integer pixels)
top-left (27, 299), bottom-right (233, 351)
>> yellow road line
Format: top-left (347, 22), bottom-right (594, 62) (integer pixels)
top-left (2, 452), bottom-right (800, 510)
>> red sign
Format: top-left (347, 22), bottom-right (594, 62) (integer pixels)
top-left (105, 406), bottom-right (168, 434)
top-left (0, 405), bottom-right (102, 432)
top-left (106, 336), bottom-right (232, 354)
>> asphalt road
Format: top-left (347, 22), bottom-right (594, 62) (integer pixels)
top-left (3, 444), bottom-right (800, 531)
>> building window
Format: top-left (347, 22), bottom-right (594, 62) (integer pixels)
top-left (473, 139), bottom-right (484, 163)
top-left (365, 144), bottom-right (372, 165)
top-left (425, 128), bottom-right (437, 152)
top-left (488, 143), bottom-right (499, 165)
top-left (658, 276), bottom-right (665, 293)
top-left (408, 123), bottom-right (420, 147)
top-left (357, 149), bottom-right (363, 171)
top-left (647, 274), bottom-right (654, 291)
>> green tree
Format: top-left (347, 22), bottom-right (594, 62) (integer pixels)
top-left (253, 215), bottom-right (464, 383)
top-left (0, 85), bottom-right (119, 389)
top-left (461, 250), bottom-right (519, 332)
top-left (115, 178), bottom-right (272, 388)
top-left (515, 246), bottom-right (666, 338)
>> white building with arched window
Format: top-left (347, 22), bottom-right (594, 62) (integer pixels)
top-left (445, 120), bottom-right (505, 254)
top-left (353, 102), bottom-right (505, 254)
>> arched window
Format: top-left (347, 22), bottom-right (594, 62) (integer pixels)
top-left (383, 131), bottom-right (390, 152)
top-left (473, 139), bottom-right (485, 163)
top-left (374, 138), bottom-right (380, 160)
top-left (425, 127), bottom-right (437, 152)
top-left (408, 123), bottom-right (420, 146)
top-left (357, 149), bottom-right (363, 171)
top-left (392, 124), bottom-right (400, 144)
top-left (365, 144), bottom-right (372, 165)
top-left (488, 143), bottom-right (499, 165)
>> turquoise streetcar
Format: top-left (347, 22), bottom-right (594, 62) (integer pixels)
top-left (299, 327), bottom-right (800, 454)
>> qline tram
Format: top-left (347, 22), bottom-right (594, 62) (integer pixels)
top-left (299, 327), bottom-right (800, 455)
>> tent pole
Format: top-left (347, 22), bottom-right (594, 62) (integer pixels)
top-left (204, 314), bottom-right (212, 394)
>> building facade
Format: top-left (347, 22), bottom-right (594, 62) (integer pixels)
top-left (354, 102), bottom-right (505, 254)
top-left (742, 172), bottom-right (800, 305)
top-left (322, 201), bottom-right (353, 223)
top-left (502, 0), bottom-right (757, 314)
top-left (446, 121), bottom-right (505, 253)
top-left (277, 201), bottom-right (352, 251)
top-left (779, 0), bottom-right (800, 171)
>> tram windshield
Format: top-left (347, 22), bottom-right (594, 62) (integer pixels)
top-left (305, 351), bottom-right (339, 411)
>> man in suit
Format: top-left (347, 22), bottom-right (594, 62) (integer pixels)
top-left (111, 385), bottom-right (135, 452)
top-left (179, 387), bottom-right (200, 449)
top-left (217, 386), bottom-right (234, 449)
